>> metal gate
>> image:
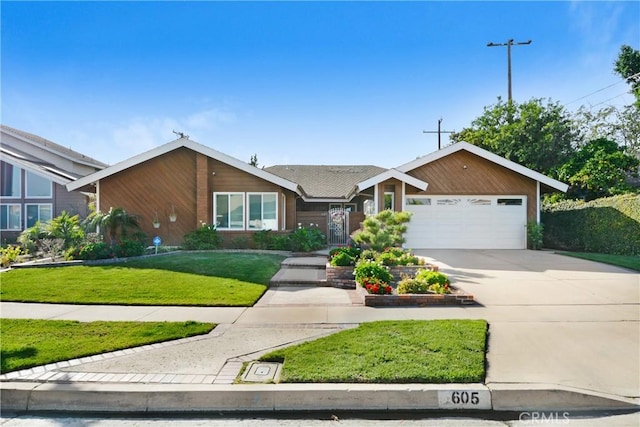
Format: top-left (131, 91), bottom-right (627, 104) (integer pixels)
top-left (327, 208), bottom-right (349, 246)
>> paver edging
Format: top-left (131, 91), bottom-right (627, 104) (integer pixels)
top-left (356, 284), bottom-right (474, 306)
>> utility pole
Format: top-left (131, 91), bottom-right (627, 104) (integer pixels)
top-left (423, 118), bottom-right (454, 150)
top-left (487, 38), bottom-right (532, 102)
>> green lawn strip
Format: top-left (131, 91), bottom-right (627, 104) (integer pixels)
top-left (260, 320), bottom-right (488, 383)
top-left (557, 251), bottom-right (640, 272)
top-left (1, 318), bottom-right (214, 374)
top-left (0, 252), bottom-right (285, 306)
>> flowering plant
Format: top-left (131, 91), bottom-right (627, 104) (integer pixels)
top-left (361, 277), bottom-right (393, 295)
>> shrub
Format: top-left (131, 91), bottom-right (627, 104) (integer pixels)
top-left (1, 245), bottom-right (25, 268)
top-left (253, 230), bottom-right (274, 250)
top-left (415, 270), bottom-right (451, 286)
top-left (17, 221), bottom-right (48, 254)
top-left (397, 270), bottom-right (451, 294)
top-left (351, 209), bottom-right (412, 251)
top-left (527, 221), bottom-right (544, 250)
top-left (230, 236), bottom-right (250, 249)
top-left (359, 249), bottom-right (378, 262)
top-left (48, 211), bottom-right (84, 249)
top-left (377, 248), bottom-right (423, 266)
top-left (396, 277), bottom-right (429, 294)
top-left (542, 194), bottom-right (640, 255)
top-left (289, 227), bottom-right (326, 252)
top-left (182, 224), bottom-right (223, 250)
top-left (113, 240), bottom-right (145, 258)
top-left (361, 277), bottom-right (393, 295)
top-left (329, 246), bottom-right (361, 266)
top-left (353, 259), bottom-right (393, 286)
top-left (330, 251), bottom-right (355, 267)
top-left (70, 241), bottom-right (113, 260)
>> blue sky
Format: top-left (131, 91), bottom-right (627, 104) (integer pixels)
top-left (2, 1), bottom-right (639, 168)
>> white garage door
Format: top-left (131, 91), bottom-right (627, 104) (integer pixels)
top-left (404, 196), bottom-right (527, 249)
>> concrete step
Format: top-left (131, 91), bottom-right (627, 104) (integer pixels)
top-left (280, 256), bottom-right (327, 269)
top-left (269, 267), bottom-right (327, 287)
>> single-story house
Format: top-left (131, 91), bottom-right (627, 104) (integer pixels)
top-left (0, 125), bottom-right (108, 242)
top-left (67, 136), bottom-right (568, 249)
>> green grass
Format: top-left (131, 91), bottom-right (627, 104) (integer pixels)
top-left (0, 318), bottom-right (214, 374)
top-left (558, 251), bottom-right (640, 272)
top-left (0, 252), bottom-right (285, 306)
top-left (260, 319), bottom-right (488, 383)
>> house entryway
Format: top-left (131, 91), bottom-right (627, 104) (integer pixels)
top-left (327, 208), bottom-right (350, 246)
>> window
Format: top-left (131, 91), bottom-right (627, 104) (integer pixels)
top-left (469, 198), bottom-right (492, 206)
top-left (26, 171), bottom-right (52, 198)
top-left (344, 203), bottom-right (357, 212)
top-left (384, 192), bottom-right (394, 210)
top-left (437, 198), bottom-right (462, 206)
top-left (406, 198), bottom-right (431, 205)
top-left (25, 204), bottom-right (52, 228)
top-left (214, 193), bottom-right (244, 229)
top-left (248, 193), bottom-right (277, 230)
top-left (329, 203), bottom-right (342, 210)
top-left (1, 162), bottom-right (21, 198)
top-left (1, 204), bottom-right (21, 230)
top-left (497, 198), bottom-right (523, 206)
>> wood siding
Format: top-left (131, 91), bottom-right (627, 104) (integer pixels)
top-left (100, 147), bottom-right (198, 245)
top-left (99, 147), bottom-right (297, 245)
top-left (405, 150), bottom-right (538, 221)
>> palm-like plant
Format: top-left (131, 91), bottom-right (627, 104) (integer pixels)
top-left (85, 207), bottom-right (141, 245)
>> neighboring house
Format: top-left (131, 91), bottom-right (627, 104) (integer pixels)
top-left (0, 125), bottom-right (108, 242)
top-left (67, 136), bottom-right (567, 249)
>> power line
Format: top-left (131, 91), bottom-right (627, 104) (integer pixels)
top-left (588, 92), bottom-right (631, 109)
top-left (565, 72), bottom-right (640, 106)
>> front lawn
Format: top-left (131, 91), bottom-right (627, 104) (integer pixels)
top-left (259, 319), bottom-right (488, 383)
top-left (0, 252), bottom-right (285, 306)
top-left (0, 318), bottom-right (214, 374)
top-left (558, 251), bottom-right (640, 272)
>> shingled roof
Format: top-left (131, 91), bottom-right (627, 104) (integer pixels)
top-left (1, 124), bottom-right (108, 169)
top-left (265, 165), bottom-right (387, 200)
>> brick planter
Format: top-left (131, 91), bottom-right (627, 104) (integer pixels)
top-left (357, 285), bottom-right (474, 307)
top-left (326, 263), bottom-right (439, 289)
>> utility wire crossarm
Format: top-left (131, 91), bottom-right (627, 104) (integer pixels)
top-left (487, 38), bottom-right (532, 102)
top-left (423, 118), bottom-right (454, 150)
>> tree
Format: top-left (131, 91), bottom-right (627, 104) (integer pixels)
top-left (556, 138), bottom-right (639, 201)
top-left (614, 44), bottom-right (640, 106)
top-left (85, 207), bottom-right (141, 245)
top-left (450, 98), bottom-right (577, 176)
top-left (351, 210), bottom-right (412, 251)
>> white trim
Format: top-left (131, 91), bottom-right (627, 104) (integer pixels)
top-left (0, 161), bottom-right (22, 198)
top-left (396, 141), bottom-right (568, 192)
top-left (213, 192), bottom-right (245, 230)
top-left (2, 157), bottom-right (70, 186)
top-left (536, 181), bottom-right (541, 224)
top-left (67, 138), bottom-right (300, 193)
top-left (373, 184), bottom-right (379, 214)
top-left (0, 203), bottom-right (22, 231)
top-left (384, 191), bottom-right (395, 211)
top-left (25, 203), bottom-right (53, 228)
top-left (1, 127), bottom-right (107, 170)
top-left (281, 193), bottom-right (286, 230)
top-left (25, 170), bottom-right (53, 199)
top-left (247, 192), bottom-right (279, 231)
top-left (356, 168), bottom-right (428, 193)
top-left (401, 182), bottom-right (406, 212)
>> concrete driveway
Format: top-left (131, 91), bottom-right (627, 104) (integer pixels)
top-left (414, 249), bottom-right (640, 400)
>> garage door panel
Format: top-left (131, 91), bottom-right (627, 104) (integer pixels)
top-left (404, 196), bottom-right (526, 249)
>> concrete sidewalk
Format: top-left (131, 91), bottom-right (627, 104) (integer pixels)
top-left (1, 250), bottom-right (639, 414)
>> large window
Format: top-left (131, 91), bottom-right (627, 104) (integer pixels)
top-left (1, 162), bottom-right (21, 198)
top-left (26, 171), bottom-right (52, 198)
top-left (26, 204), bottom-right (52, 228)
top-left (214, 193), bottom-right (244, 229)
top-left (248, 193), bottom-right (277, 230)
top-left (1, 204), bottom-right (21, 230)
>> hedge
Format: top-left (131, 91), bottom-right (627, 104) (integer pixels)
top-left (541, 194), bottom-right (640, 255)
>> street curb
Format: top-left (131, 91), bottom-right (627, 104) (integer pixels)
top-left (2, 381), bottom-right (638, 413)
